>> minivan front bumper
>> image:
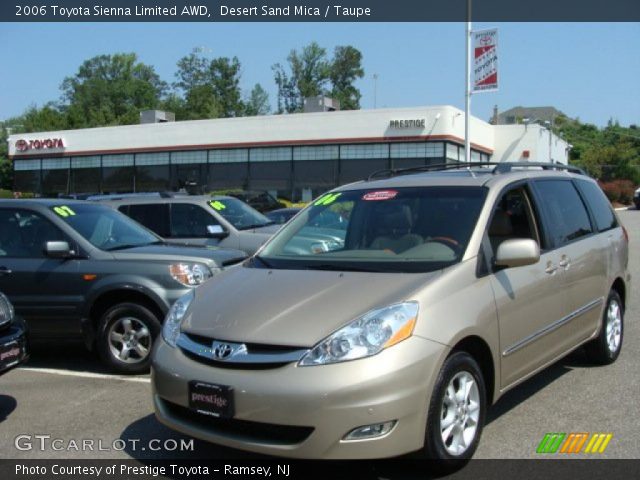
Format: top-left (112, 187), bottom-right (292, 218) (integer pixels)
top-left (152, 335), bottom-right (448, 459)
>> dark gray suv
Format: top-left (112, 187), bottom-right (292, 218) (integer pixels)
top-left (0, 200), bottom-right (246, 374)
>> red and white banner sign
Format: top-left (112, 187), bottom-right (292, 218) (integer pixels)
top-left (473, 28), bottom-right (498, 92)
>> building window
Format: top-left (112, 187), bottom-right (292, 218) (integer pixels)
top-left (250, 147), bottom-right (291, 162)
top-left (340, 144), bottom-right (388, 160)
top-left (293, 145), bottom-right (339, 161)
top-left (41, 158), bottom-right (70, 195)
top-left (135, 152), bottom-right (170, 166)
top-left (446, 143), bottom-right (460, 161)
top-left (210, 149), bottom-right (248, 163)
top-left (172, 151), bottom-right (207, 164)
top-left (471, 150), bottom-right (481, 162)
top-left (70, 156), bottom-right (101, 193)
top-left (14, 159), bottom-right (41, 171)
top-left (102, 154), bottom-right (134, 193)
top-left (13, 159), bottom-right (41, 193)
top-left (293, 160), bottom-right (338, 201)
top-left (208, 163), bottom-right (248, 191)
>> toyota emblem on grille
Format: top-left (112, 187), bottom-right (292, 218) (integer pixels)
top-left (211, 341), bottom-right (247, 361)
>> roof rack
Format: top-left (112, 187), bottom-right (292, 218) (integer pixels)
top-left (367, 161), bottom-right (585, 181)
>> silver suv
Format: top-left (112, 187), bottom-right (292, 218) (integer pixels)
top-left (97, 195), bottom-right (280, 255)
top-left (151, 163), bottom-right (629, 465)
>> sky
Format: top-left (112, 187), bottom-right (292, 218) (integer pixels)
top-left (0, 22), bottom-right (638, 127)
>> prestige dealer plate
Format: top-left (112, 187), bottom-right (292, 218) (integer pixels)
top-left (188, 381), bottom-right (234, 418)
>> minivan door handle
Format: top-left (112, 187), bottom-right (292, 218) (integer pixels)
top-left (0, 266), bottom-right (12, 275)
top-left (559, 255), bottom-right (571, 269)
top-left (545, 262), bottom-right (557, 274)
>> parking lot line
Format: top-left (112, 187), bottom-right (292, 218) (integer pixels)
top-left (18, 367), bottom-right (151, 383)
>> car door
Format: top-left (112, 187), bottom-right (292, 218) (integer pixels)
top-left (486, 184), bottom-right (571, 389)
top-left (0, 208), bottom-right (86, 337)
top-left (532, 179), bottom-right (606, 350)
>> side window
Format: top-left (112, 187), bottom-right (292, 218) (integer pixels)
top-left (534, 180), bottom-right (593, 248)
top-left (0, 209), bottom-right (66, 258)
top-left (170, 203), bottom-right (219, 238)
top-left (487, 186), bottom-right (541, 256)
top-left (575, 179), bottom-right (618, 232)
top-left (126, 204), bottom-right (169, 237)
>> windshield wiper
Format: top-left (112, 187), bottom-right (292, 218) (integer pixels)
top-left (238, 222), bottom-right (274, 231)
top-left (105, 241), bottom-right (163, 251)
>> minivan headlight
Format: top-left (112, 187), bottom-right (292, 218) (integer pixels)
top-left (162, 290), bottom-right (194, 347)
top-left (299, 302), bottom-right (419, 366)
top-left (169, 263), bottom-right (214, 286)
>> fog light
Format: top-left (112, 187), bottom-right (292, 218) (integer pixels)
top-left (343, 421), bottom-right (396, 441)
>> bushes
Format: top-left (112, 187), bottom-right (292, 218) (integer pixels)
top-left (598, 180), bottom-right (636, 205)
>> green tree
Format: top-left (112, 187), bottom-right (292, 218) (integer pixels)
top-left (244, 84), bottom-right (270, 116)
top-left (61, 53), bottom-right (167, 128)
top-left (174, 51), bottom-right (244, 119)
top-left (273, 42), bottom-right (331, 113)
top-left (273, 42), bottom-right (364, 113)
top-left (329, 46), bottom-right (364, 110)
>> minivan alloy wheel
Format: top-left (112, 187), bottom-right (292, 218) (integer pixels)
top-left (440, 371), bottom-right (481, 456)
top-left (108, 317), bottom-right (151, 363)
top-left (606, 299), bottom-right (622, 354)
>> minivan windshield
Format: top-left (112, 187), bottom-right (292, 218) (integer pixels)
top-left (50, 204), bottom-right (161, 251)
top-left (208, 197), bottom-right (274, 230)
top-left (257, 186), bottom-right (487, 273)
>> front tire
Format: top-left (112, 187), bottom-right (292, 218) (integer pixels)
top-left (97, 302), bottom-right (161, 374)
top-left (422, 351), bottom-right (486, 468)
top-left (585, 290), bottom-right (623, 365)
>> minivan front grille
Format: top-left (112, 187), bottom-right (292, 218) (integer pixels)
top-left (177, 333), bottom-right (308, 369)
top-left (163, 399), bottom-right (314, 445)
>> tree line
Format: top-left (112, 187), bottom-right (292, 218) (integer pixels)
top-left (0, 42), bottom-right (365, 190)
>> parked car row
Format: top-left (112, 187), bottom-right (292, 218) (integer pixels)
top-left (1, 164), bottom-right (630, 467)
top-left (0, 199), bottom-right (253, 373)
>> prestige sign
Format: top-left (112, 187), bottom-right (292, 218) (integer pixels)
top-left (389, 119), bottom-right (426, 129)
top-left (15, 138), bottom-right (64, 152)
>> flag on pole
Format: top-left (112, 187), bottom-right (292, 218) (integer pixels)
top-left (473, 28), bottom-right (498, 92)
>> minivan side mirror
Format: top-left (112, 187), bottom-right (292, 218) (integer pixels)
top-left (206, 225), bottom-right (229, 239)
top-left (45, 241), bottom-right (73, 259)
top-left (495, 238), bottom-right (540, 269)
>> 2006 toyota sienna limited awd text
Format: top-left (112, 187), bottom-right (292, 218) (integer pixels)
top-left (151, 163), bottom-right (629, 464)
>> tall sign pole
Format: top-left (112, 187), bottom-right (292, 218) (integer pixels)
top-left (464, 0), bottom-right (472, 163)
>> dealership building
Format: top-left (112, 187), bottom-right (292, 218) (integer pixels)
top-left (7, 105), bottom-right (570, 201)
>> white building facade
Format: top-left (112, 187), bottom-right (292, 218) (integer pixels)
top-left (8, 105), bottom-right (569, 200)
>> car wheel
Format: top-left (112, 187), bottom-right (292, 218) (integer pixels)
top-left (422, 351), bottom-right (486, 468)
top-left (97, 302), bottom-right (161, 374)
top-left (585, 290), bottom-right (623, 365)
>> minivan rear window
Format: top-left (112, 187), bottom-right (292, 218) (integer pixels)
top-left (534, 180), bottom-right (593, 247)
top-left (575, 179), bottom-right (618, 232)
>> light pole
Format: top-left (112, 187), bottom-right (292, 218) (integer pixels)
top-left (464, 0), bottom-right (472, 164)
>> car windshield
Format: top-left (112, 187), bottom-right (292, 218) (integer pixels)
top-left (257, 186), bottom-right (487, 273)
top-left (50, 204), bottom-right (161, 251)
top-left (207, 198), bottom-right (273, 230)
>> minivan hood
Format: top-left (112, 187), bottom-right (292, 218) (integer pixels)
top-left (110, 244), bottom-right (247, 267)
top-left (181, 266), bottom-right (441, 347)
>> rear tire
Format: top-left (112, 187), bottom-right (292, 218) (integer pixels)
top-left (96, 302), bottom-right (161, 374)
top-left (585, 290), bottom-right (623, 365)
top-left (420, 351), bottom-right (486, 470)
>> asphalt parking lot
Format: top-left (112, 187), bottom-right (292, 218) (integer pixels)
top-left (0, 209), bottom-right (638, 462)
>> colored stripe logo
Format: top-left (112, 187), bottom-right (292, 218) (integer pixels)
top-left (536, 433), bottom-right (613, 454)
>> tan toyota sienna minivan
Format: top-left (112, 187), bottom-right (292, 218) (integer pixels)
top-left (152, 163), bottom-right (629, 464)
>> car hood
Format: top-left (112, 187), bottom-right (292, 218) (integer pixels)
top-left (181, 266), bottom-right (441, 347)
top-left (110, 244), bottom-right (247, 267)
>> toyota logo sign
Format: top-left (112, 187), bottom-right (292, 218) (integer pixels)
top-left (211, 341), bottom-right (247, 361)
